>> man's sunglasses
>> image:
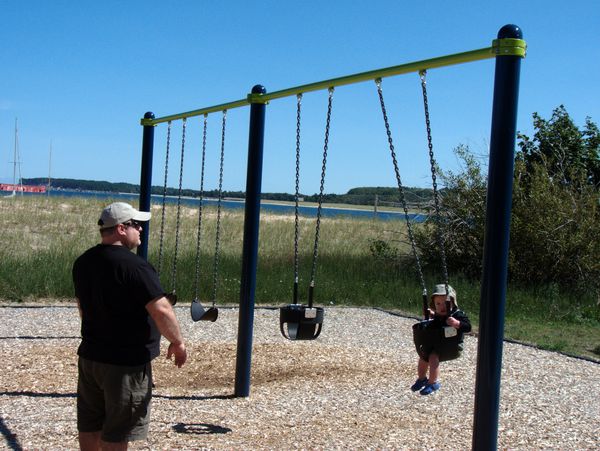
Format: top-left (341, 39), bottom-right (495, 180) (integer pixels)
top-left (122, 220), bottom-right (143, 229)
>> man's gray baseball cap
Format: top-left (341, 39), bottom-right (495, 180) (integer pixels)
top-left (98, 202), bottom-right (151, 229)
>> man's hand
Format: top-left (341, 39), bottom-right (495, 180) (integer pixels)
top-left (146, 296), bottom-right (187, 368)
top-left (167, 342), bottom-right (187, 368)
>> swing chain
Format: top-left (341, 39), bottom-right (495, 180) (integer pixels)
top-left (419, 70), bottom-right (450, 287)
top-left (294, 94), bottom-right (302, 288)
top-left (193, 114), bottom-right (208, 301)
top-left (310, 87), bottom-right (334, 285)
top-left (212, 110), bottom-right (227, 305)
top-left (375, 78), bottom-right (427, 294)
top-left (170, 118), bottom-right (187, 296)
top-left (157, 121), bottom-right (172, 277)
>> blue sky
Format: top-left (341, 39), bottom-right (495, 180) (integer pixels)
top-left (1, 1), bottom-right (599, 194)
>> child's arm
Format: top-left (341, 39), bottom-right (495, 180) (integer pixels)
top-left (447, 311), bottom-right (472, 333)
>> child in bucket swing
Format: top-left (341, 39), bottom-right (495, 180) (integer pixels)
top-left (411, 284), bottom-right (471, 395)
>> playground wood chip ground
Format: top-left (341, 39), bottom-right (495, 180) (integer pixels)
top-left (0, 305), bottom-right (598, 450)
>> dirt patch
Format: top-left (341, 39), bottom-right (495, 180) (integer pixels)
top-left (0, 306), bottom-right (598, 450)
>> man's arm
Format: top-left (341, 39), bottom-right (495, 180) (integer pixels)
top-left (146, 296), bottom-right (187, 367)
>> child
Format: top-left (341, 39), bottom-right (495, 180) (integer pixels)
top-left (410, 284), bottom-right (471, 395)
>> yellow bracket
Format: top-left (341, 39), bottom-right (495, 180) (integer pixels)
top-left (247, 92), bottom-right (269, 105)
top-left (140, 118), bottom-right (157, 126)
top-left (492, 38), bottom-right (527, 58)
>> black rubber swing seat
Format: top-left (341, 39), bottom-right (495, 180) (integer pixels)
top-left (190, 299), bottom-right (219, 322)
top-left (412, 319), bottom-right (463, 362)
top-left (280, 304), bottom-right (324, 340)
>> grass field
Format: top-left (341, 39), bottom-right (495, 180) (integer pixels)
top-left (0, 195), bottom-right (598, 361)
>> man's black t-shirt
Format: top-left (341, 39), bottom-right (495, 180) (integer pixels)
top-left (73, 244), bottom-right (165, 365)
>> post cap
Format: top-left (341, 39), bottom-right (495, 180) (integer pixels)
top-left (498, 24), bottom-right (522, 39)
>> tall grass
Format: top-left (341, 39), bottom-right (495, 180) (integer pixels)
top-left (0, 196), bottom-right (598, 359)
top-left (0, 196), bottom-right (436, 311)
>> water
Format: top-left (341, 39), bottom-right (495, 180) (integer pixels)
top-left (14, 188), bottom-right (426, 222)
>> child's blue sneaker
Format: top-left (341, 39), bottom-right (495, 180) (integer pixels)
top-left (410, 377), bottom-right (429, 392)
top-left (420, 381), bottom-right (441, 395)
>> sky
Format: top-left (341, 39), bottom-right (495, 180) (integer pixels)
top-left (1, 1), bottom-right (599, 195)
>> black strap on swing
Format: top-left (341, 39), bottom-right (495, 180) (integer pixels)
top-left (168, 118), bottom-right (187, 306)
top-left (280, 89), bottom-right (333, 340)
top-left (191, 110), bottom-right (227, 322)
top-left (419, 71), bottom-right (450, 298)
top-left (156, 121), bottom-right (172, 279)
top-left (376, 78), bottom-right (429, 317)
top-left (376, 74), bottom-right (460, 362)
top-left (156, 119), bottom-right (186, 306)
top-left (190, 114), bottom-right (218, 322)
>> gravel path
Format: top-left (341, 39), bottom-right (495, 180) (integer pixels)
top-left (0, 305), bottom-right (598, 450)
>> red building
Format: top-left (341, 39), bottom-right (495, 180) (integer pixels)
top-left (0, 183), bottom-right (47, 193)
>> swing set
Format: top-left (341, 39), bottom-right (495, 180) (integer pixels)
top-left (137, 25), bottom-right (525, 450)
top-left (151, 108), bottom-right (228, 322)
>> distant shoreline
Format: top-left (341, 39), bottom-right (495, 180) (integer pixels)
top-left (10, 188), bottom-right (424, 222)
top-left (47, 187), bottom-right (414, 214)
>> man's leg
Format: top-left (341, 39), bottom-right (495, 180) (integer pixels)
top-left (99, 439), bottom-right (128, 451)
top-left (102, 362), bottom-right (152, 444)
top-left (78, 358), bottom-right (105, 450)
top-left (78, 431), bottom-right (101, 451)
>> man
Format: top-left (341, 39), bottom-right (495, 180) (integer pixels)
top-left (73, 202), bottom-right (187, 450)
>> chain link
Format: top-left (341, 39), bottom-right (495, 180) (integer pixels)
top-left (375, 78), bottom-right (427, 294)
top-left (211, 110), bottom-right (227, 304)
top-left (193, 114), bottom-right (208, 301)
top-left (309, 87), bottom-right (334, 288)
top-left (157, 121), bottom-right (172, 277)
top-left (170, 118), bottom-right (186, 296)
top-left (293, 94), bottom-right (302, 298)
top-left (420, 70), bottom-right (449, 288)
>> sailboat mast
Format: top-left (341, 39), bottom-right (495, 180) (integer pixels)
top-left (10, 118), bottom-right (26, 195)
top-left (13, 118), bottom-right (19, 189)
top-left (48, 140), bottom-right (52, 190)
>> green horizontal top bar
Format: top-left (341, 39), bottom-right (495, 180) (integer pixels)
top-left (141, 98), bottom-right (248, 125)
top-left (261, 46), bottom-right (494, 103)
top-left (142, 38), bottom-right (526, 126)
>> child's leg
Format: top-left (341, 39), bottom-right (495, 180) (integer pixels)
top-left (428, 353), bottom-right (440, 383)
top-left (419, 353), bottom-right (441, 395)
top-left (417, 357), bottom-right (428, 379)
top-left (411, 357), bottom-right (430, 391)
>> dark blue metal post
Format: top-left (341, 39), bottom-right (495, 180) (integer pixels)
top-left (472, 25), bottom-right (523, 451)
top-left (137, 112), bottom-right (155, 261)
top-left (235, 85), bottom-right (267, 397)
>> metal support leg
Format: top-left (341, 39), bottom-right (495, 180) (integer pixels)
top-left (235, 85), bottom-right (267, 397)
top-left (472, 24), bottom-right (524, 451)
top-left (138, 112), bottom-right (155, 261)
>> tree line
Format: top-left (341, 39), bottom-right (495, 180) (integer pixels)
top-left (24, 177), bottom-right (433, 206)
top-left (401, 105), bottom-right (599, 298)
